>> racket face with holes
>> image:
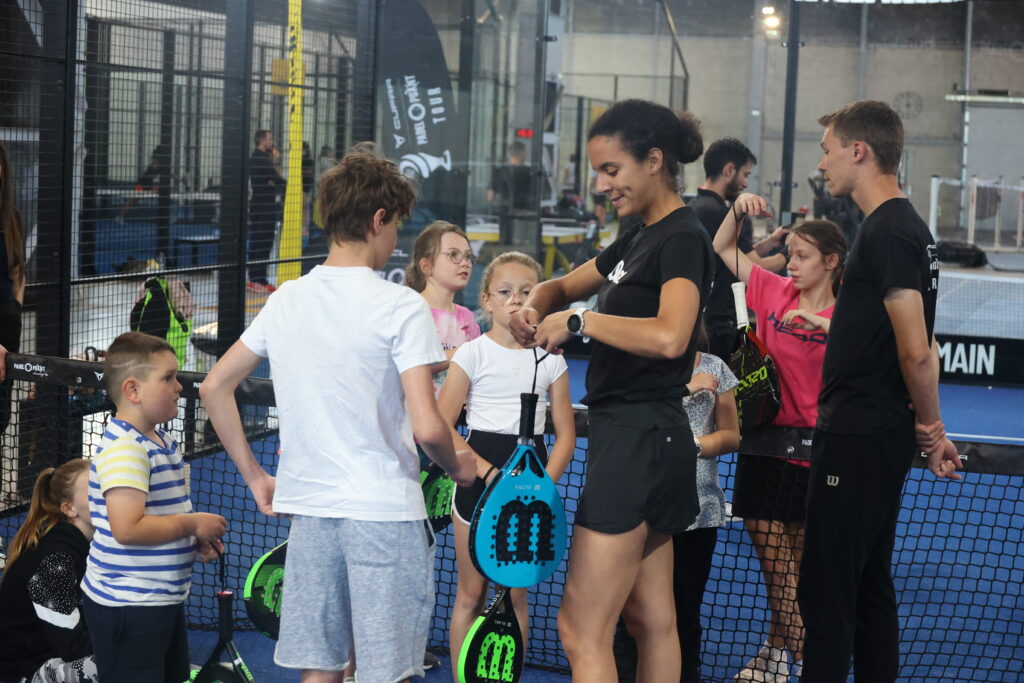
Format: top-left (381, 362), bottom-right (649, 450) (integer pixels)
top-left (421, 464), bottom-right (455, 533)
top-left (729, 326), bottom-right (781, 433)
top-left (458, 588), bottom-right (523, 683)
top-left (243, 541), bottom-right (287, 640)
top-left (469, 443), bottom-right (566, 588)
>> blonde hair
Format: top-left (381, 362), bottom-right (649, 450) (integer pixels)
top-left (104, 331), bottom-right (175, 405)
top-left (4, 459), bottom-right (91, 574)
top-left (405, 221), bottom-right (470, 292)
top-left (480, 251), bottom-right (544, 307)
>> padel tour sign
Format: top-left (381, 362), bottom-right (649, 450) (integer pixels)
top-left (935, 334), bottom-right (1024, 386)
top-left (378, 0), bottom-right (462, 223)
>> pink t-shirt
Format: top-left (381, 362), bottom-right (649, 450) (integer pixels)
top-left (747, 264), bottom-right (833, 436)
top-left (430, 304), bottom-right (481, 394)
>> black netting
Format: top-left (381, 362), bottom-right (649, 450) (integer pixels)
top-left (2, 353), bottom-right (1022, 681)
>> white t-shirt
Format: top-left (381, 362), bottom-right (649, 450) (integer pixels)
top-left (451, 335), bottom-right (568, 435)
top-left (240, 265), bottom-right (445, 520)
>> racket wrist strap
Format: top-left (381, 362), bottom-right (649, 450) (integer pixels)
top-left (483, 465), bottom-right (496, 483)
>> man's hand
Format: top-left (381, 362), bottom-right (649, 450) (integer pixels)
top-left (0, 343), bottom-right (7, 381)
top-left (534, 310), bottom-right (574, 354)
top-left (927, 437), bottom-right (964, 481)
top-left (686, 372), bottom-right (718, 397)
top-left (734, 193), bottom-right (773, 218)
top-left (510, 308), bottom-right (540, 348)
top-left (249, 473), bottom-right (278, 517)
top-left (914, 418), bottom-right (946, 452)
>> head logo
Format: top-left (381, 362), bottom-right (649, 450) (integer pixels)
top-left (476, 633), bottom-right (517, 682)
top-left (495, 499), bottom-right (554, 564)
top-left (607, 261), bottom-right (628, 284)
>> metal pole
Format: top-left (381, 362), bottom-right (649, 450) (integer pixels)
top-left (928, 175), bottom-right (940, 240)
top-left (1016, 176), bottom-right (1023, 249)
top-left (857, 4), bottom-right (868, 101)
top-left (959, 1), bottom-right (973, 228)
top-left (454, 0), bottom-right (476, 231)
top-left (967, 175), bottom-right (977, 245)
top-left (779, 0), bottom-right (801, 220)
top-left (216, 0), bottom-right (254, 356)
top-left (158, 31), bottom-right (175, 266)
top-left (530, 0), bottom-right (552, 258)
top-left (747, 0), bottom-right (768, 196)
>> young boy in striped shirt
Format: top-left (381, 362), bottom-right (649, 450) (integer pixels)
top-left (81, 332), bottom-right (227, 683)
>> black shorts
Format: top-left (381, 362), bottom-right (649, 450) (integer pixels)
top-left (732, 452), bottom-right (810, 523)
top-left (453, 430), bottom-right (547, 524)
top-left (577, 400), bottom-right (699, 535)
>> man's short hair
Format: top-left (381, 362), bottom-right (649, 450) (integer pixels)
top-left (818, 100), bottom-right (903, 175)
top-left (317, 142), bottom-right (416, 244)
top-left (508, 141), bottom-right (527, 159)
top-left (254, 129), bottom-right (271, 148)
top-left (104, 332), bottom-right (175, 404)
top-left (703, 138), bottom-right (756, 180)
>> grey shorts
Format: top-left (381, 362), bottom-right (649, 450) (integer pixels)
top-left (274, 516), bottom-right (436, 682)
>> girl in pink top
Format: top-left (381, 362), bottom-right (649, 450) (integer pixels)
top-left (406, 221), bottom-right (482, 394)
top-left (713, 193), bottom-right (847, 681)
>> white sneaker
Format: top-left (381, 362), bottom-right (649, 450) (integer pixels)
top-left (734, 644), bottom-right (790, 682)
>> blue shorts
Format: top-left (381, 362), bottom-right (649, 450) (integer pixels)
top-left (275, 516), bottom-right (436, 681)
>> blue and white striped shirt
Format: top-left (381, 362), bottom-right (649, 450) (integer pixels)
top-left (82, 418), bottom-right (196, 606)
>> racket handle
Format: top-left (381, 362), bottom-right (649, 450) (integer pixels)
top-left (519, 393), bottom-right (539, 442)
top-left (731, 281), bottom-right (749, 328)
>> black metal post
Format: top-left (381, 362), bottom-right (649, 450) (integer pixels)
top-left (454, 0), bottom-right (476, 230)
top-left (335, 56), bottom-right (353, 154)
top-left (779, 0), bottom-right (801, 220)
top-left (352, 0), bottom-right (378, 143)
top-left (216, 0), bottom-right (254, 356)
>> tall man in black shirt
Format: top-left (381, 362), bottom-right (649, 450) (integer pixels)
top-left (798, 101), bottom-right (962, 682)
top-left (688, 138), bottom-right (787, 358)
top-left (248, 129), bottom-right (286, 291)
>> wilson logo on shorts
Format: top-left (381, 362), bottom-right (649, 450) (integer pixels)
top-left (494, 499), bottom-right (555, 563)
top-left (476, 631), bottom-right (517, 682)
top-left (827, 475), bottom-right (840, 487)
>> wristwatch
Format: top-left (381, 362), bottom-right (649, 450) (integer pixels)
top-left (567, 307), bottom-right (589, 341)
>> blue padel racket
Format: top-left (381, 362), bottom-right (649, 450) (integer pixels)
top-left (457, 587), bottom-right (524, 683)
top-left (243, 541), bottom-right (287, 640)
top-left (469, 392), bottom-right (567, 588)
top-left (421, 464), bottom-right (455, 533)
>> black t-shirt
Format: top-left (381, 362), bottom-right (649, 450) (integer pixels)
top-left (689, 189), bottom-right (754, 336)
top-left (488, 164), bottom-right (533, 212)
top-left (249, 149), bottom-right (285, 217)
top-left (817, 198), bottom-right (938, 434)
top-left (584, 206), bottom-right (713, 406)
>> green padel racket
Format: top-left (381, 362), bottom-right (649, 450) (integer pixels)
top-left (190, 550), bottom-right (255, 683)
top-left (421, 463), bottom-right (455, 533)
top-left (458, 587), bottom-right (523, 683)
top-left (243, 541), bottom-right (287, 640)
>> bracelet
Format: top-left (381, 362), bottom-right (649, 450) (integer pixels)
top-left (482, 465), bottom-right (496, 482)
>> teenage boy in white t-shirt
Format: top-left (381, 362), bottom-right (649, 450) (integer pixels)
top-left (200, 145), bottom-right (476, 683)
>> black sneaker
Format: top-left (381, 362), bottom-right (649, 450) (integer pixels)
top-left (424, 651), bottom-right (441, 670)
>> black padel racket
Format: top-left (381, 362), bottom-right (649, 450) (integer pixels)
top-left (421, 464), bottom-right (455, 533)
top-left (190, 551), bottom-right (255, 682)
top-left (457, 587), bottom-right (524, 683)
top-left (469, 392), bottom-right (566, 588)
top-left (243, 541), bottom-right (287, 640)
top-left (728, 281), bottom-right (781, 433)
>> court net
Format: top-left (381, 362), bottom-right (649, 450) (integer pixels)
top-left (1, 353), bottom-right (1022, 681)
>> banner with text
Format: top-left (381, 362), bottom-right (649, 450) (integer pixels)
top-left (378, 0), bottom-right (463, 227)
top-left (936, 333), bottom-right (1024, 386)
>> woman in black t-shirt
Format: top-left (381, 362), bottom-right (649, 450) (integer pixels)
top-left (511, 99), bottom-right (712, 682)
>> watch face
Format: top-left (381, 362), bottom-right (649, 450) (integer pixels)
top-left (567, 313), bottom-right (581, 334)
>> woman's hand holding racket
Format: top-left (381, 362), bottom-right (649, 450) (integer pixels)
top-left (510, 308), bottom-right (540, 347)
top-left (533, 309), bottom-right (573, 354)
top-left (686, 372), bottom-right (718, 398)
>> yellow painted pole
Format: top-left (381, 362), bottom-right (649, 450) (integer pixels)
top-left (278, 0), bottom-right (305, 284)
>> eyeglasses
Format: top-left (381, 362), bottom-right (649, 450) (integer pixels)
top-left (443, 249), bottom-right (475, 266)
top-left (488, 287), bottom-right (532, 302)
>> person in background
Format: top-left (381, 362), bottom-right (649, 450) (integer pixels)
top-left (302, 141), bottom-right (315, 230)
top-left (0, 139), bottom-right (25, 438)
top-left (248, 129), bottom-right (286, 292)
